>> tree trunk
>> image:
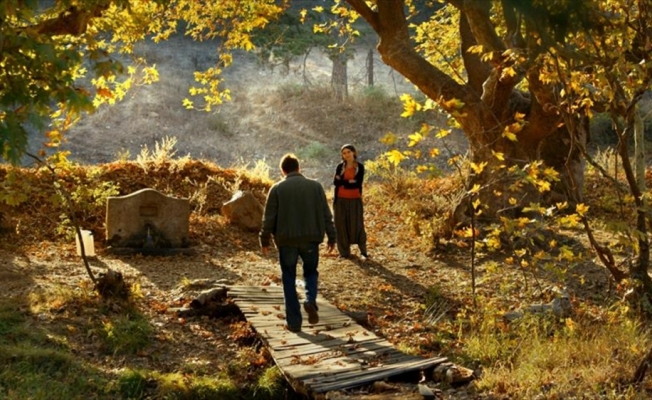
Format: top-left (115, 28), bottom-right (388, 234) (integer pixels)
top-left (632, 346), bottom-right (652, 384)
top-left (331, 51), bottom-right (348, 100)
top-left (617, 111), bottom-right (652, 306)
top-left (635, 105), bottom-right (645, 191)
top-left (367, 48), bottom-right (374, 86)
top-left (539, 123), bottom-right (587, 205)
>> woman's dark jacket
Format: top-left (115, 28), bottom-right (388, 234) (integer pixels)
top-left (332, 161), bottom-right (364, 203)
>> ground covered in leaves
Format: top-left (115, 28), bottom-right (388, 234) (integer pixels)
top-left (1, 157), bottom-right (629, 399)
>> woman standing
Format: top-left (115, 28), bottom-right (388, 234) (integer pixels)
top-left (333, 144), bottom-right (368, 259)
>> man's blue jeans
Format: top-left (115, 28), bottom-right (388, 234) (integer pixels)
top-left (278, 242), bottom-right (320, 328)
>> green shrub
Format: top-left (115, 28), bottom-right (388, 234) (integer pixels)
top-left (276, 83), bottom-right (305, 99)
top-left (118, 369), bottom-right (149, 399)
top-left (296, 141), bottom-right (329, 161)
top-left (99, 314), bottom-right (152, 355)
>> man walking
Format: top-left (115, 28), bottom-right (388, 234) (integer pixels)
top-left (260, 154), bottom-right (336, 332)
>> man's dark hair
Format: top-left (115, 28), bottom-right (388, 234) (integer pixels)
top-left (280, 153), bottom-right (300, 174)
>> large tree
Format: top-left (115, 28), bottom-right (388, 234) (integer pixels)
top-left (341, 0), bottom-right (636, 218)
top-left (341, 0), bottom-right (652, 303)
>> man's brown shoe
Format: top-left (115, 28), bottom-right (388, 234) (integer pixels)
top-left (303, 302), bottom-right (319, 325)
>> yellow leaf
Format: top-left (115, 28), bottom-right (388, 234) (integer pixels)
top-left (386, 150), bottom-right (407, 166)
top-left (45, 130), bottom-right (62, 145)
top-left (575, 203), bottom-right (589, 216)
top-left (559, 214), bottom-right (581, 227)
top-left (560, 246), bottom-right (575, 260)
top-left (502, 67), bottom-right (516, 78)
top-left (380, 132), bottom-right (398, 145)
top-left (565, 318), bottom-right (575, 332)
top-left (448, 155), bottom-right (461, 166)
top-left (182, 98), bottom-right (194, 109)
top-left (467, 44), bottom-right (484, 54)
top-left (408, 132), bottom-right (423, 147)
top-left (423, 99), bottom-right (436, 111)
top-left (436, 129), bottom-right (450, 138)
top-left (469, 184), bottom-right (481, 194)
top-left (492, 151), bottom-right (505, 161)
top-left (442, 97), bottom-right (464, 110)
top-left (485, 235), bottom-right (501, 250)
top-left (470, 161), bottom-right (487, 174)
top-left (96, 88), bottom-right (114, 99)
top-left (536, 180), bottom-right (551, 192)
top-left (503, 130), bottom-right (517, 141)
top-left (400, 94), bottom-right (420, 117)
top-left (543, 167), bottom-right (560, 180)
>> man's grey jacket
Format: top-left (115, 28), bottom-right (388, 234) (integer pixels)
top-left (259, 172), bottom-right (336, 248)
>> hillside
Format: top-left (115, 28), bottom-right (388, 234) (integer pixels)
top-left (54, 33), bottom-right (466, 185)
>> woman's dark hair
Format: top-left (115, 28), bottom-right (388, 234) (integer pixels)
top-left (341, 144), bottom-right (357, 159)
top-left (280, 153), bottom-right (300, 173)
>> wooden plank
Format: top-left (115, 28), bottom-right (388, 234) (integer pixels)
top-left (280, 360), bottom-right (366, 379)
top-left (264, 331), bottom-right (379, 348)
top-left (309, 357), bottom-right (448, 393)
top-left (277, 348), bottom-right (411, 370)
top-left (246, 318), bottom-right (356, 331)
top-left (271, 337), bottom-right (391, 352)
top-left (272, 338), bottom-right (392, 360)
top-left (278, 352), bottom-right (444, 383)
top-left (227, 286), bottom-right (449, 395)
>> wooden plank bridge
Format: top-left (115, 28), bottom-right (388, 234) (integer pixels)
top-left (227, 285), bottom-right (448, 394)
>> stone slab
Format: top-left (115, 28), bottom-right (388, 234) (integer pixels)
top-left (106, 188), bottom-right (190, 248)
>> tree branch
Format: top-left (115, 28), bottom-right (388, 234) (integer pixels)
top-left (348, 0), bottom-right (474, 114)
top-left (632, 346), bottom-right (652, 384)
top-left (33, 5), bottom-right (108, 36)
top-left (24, 152), bottom-right (97, 284)
top-left (457, 1), bottom-right (522, 120)
top-left (501, 0), bottom-right (525, 48)
top-left (344, 0), bottom-right (380, 31)
top-left (457, 0), bottom-right (505, 55)
top-left (459, 8), bottom-right (490, 95)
